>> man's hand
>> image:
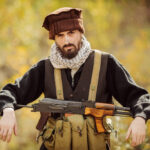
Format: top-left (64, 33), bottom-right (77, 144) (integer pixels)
top-left (126, 116), bottom-right (146, 147)
top-left (0, 108), bottom-right (17, 143)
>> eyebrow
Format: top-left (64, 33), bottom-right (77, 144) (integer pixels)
top-left (57, 33), bottom-right (63, 36)
top-left (68, 30), bottom-right (75, 33)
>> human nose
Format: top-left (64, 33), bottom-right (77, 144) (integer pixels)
top-left (64, 35), bottom-right (70, 45)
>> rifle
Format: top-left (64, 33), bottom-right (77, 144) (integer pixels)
top-left (16, 98), bottom-right (132, 133)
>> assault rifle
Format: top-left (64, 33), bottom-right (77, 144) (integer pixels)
top-left (16, 98), bottom-right (132, 133)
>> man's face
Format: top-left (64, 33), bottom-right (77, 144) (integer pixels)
top-left (55, 30), bottom-right (82, 59)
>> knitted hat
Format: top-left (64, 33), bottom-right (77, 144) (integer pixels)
top-left (42, 7), bottom-right (85, 39)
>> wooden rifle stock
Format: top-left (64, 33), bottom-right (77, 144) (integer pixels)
top-left (84, 103), bottom-right (131, 133)
top-left (85, 108), bottom-right (114, 133)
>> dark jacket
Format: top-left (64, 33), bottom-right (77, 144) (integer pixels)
top-left (0, 52), bottom-right (150, 120)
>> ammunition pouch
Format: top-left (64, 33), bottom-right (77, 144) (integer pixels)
top-left (39, 115), bottom-right (112, 150)
top-left (87, 116), bottom-right (110, 150)
top-left (42, 117), bottom-right (56, 150)
top-left (67, 115), bottom-right (88, 150)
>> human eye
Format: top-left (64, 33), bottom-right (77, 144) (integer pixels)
top-left (68, 30), bottom-right (75, 35)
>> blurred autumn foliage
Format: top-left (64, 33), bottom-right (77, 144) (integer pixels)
top-left (0, 0), bottom-right (150, 149)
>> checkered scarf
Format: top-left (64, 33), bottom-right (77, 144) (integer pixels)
top-left (49, 36), bottom-right (92, 71)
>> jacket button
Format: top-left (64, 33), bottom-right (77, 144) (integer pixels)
top-left (70, 94), bottom-right (73, 97)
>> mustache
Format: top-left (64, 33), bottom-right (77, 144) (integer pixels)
top-left (63, 43), bottom-right (75, 49)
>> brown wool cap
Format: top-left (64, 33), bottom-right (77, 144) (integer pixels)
top-left (42, 7), bottom-right (85, 39)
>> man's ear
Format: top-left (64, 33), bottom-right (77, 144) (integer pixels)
top-left (81, 33), bottom-right (84, 38)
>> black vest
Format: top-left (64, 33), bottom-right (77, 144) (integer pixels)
top-left (44, 51), bottom-right (112, 103)
top-left (36, 51), bottom-right (112, 130)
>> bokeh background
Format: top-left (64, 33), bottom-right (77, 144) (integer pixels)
top-left (0, 0), bottom-right (150, 149)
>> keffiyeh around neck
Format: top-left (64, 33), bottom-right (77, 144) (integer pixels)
top-left (49, 36), bottom-right (92, 70)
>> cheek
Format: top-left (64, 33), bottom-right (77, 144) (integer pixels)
top-left (73, 35), bottom-right (81, 47)
top-left (56, 39), bottom-right (64, 48)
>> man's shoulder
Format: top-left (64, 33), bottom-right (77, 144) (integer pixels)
top-left (30, 58), bottom-right (49, 69)
top-left (37, 57), bottom-right (50, 64)
top-left (92, 49), bottom-right (112, 57)
top-left (91, 50), bottom-right (119, 66)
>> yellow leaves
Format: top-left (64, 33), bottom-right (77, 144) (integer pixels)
top-left (21, 108), bottom-right (39, 120)
top-left (120, 29), bottom-right (150, 91)
top-left (6, 46), bottom-right (28, 72)
top-left (133, 30), bottom-right (149, 50)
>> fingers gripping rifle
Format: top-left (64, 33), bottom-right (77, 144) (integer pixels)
top-left (16, 98), bottom-right (132, 133)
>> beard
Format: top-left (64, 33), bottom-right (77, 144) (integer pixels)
top-left (56, 42), bottom-right (81, 59)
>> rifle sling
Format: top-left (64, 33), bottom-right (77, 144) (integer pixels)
top-left (88, 50), bottom-right (102, 101)
top-left (54, 68), bottom-right (64, 100)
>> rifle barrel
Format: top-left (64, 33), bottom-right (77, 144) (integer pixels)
top-left (114, 110), bottom-right (132, 117)
top-left (115, 105), bottom-right (130, 111)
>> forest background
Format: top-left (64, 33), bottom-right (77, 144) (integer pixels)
top-left (0, 0), bottom-right (150, 149)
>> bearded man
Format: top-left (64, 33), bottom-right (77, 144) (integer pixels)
top-left (0, 7), bottom-right (150, 150)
